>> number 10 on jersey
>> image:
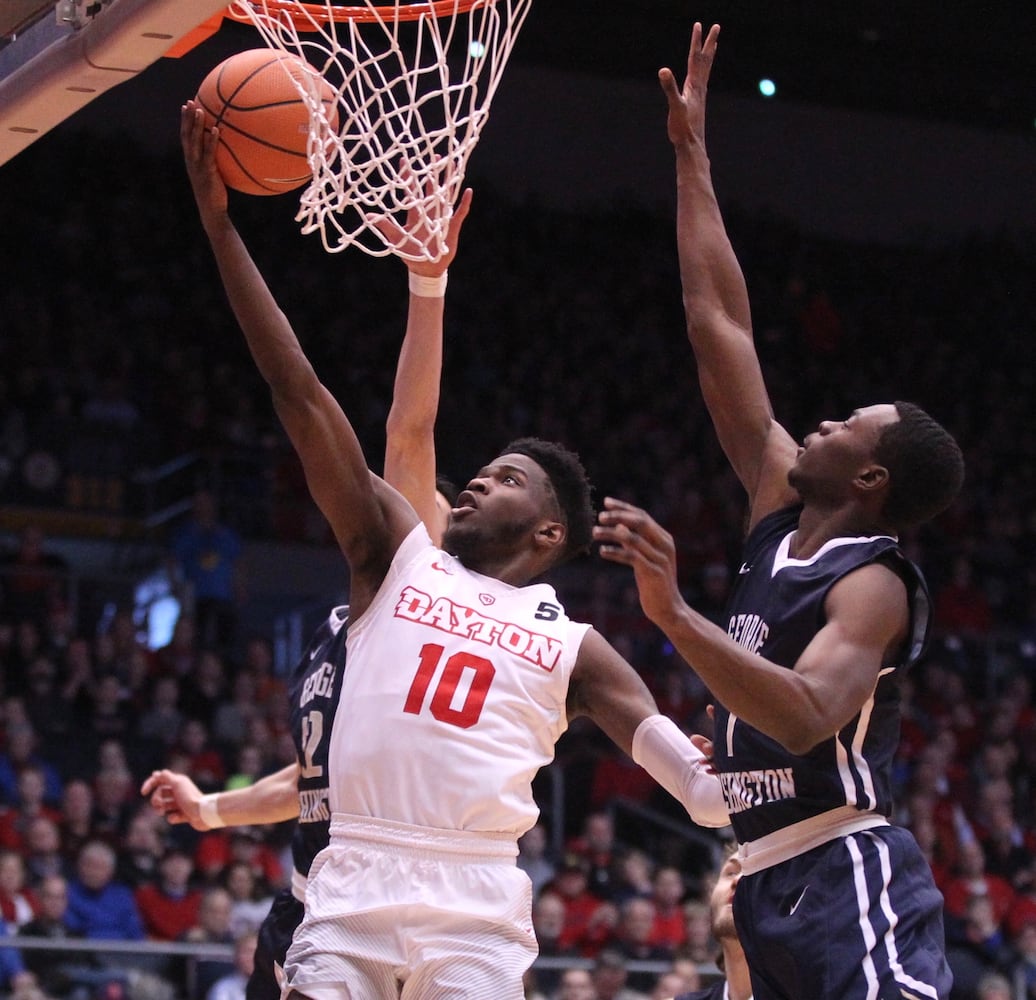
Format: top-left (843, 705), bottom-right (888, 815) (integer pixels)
top-left (404, 643), bottom-right (496, 730)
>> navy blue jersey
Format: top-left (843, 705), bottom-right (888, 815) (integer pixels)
top-left (676, 983), bottom-right (727, 1000)
top-left (286, 605), bottom-right (348, 878)
top-left (713, 507), bottom-right (930, 844)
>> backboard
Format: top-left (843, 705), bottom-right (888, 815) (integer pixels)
top-left (0, 0), bottom-right (229, 167)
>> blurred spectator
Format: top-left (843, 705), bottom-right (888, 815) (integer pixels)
top-left (0, 916), bottom-right (37, 1000)
top-left (179, 887), bottom-right (235, 1000)
top-left (65, 840), bottom-right (144, 940)
top-left (647, 867), bottom-right (687, 954)
top-left (933, 555), bottom-right (993, 639)
top-left (610, 850), bottom-right (655, 908)
top-left (0, 850), bottom-right (37, 927)
top-left (206, 931), bottom-right (256, 1000)
top-left (0, 764), bottom-right (63, 850)
top-left (168, 490), bottom-right (243, 657)
top-left (945, 894), bottom-right (1013, 1000)
top-left (210, 673), bottom-right (258, 753)
top-left (590, 949), bottom-right (647, 1000)
top-left (22, 816), bottom-right (69, 886)
top-left (549, 854), bottom-right (617, 957)
top-left (136, 677), bottom-right (184, 751)
top-left (178, 656), bottom-right (229, 734)
top-left (194, 827), bottom-right (282, 893)
top-left (566, 813), bottom-right (623, 902)
top-left (58, 780), bottom-right (99, 861)
top-left (135, 847), bottom-right (201, 942)
top-left (608, 897), bottom-right (672, 992)
top-left (531, 890), bottom-right (579, 996)
top-left (943, 839), bottom-right (1017, 930)
top-left (116, 808), bottom-right (167, 889)
top-left (0, 723), bottom-right (63, 807)
top-left (154, 616), bottom-right (200, 681)
top-left (0, 525), bottom-right (69, 633)
top-left (556, 967), bottom-right (598, 1000)
top-left (223, 862), bottom-right (272, 939)
top-left (173, 719), bottom-right (225, 793)
top-left (90, 767), bottom-right (135, 845)
top-left (237, 637), bottom-right (284, 716)
top-left (518, 823), bottom-right (557, 898)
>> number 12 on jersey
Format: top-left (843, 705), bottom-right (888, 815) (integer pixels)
top-left (403, 643), bottom-right (496, 729)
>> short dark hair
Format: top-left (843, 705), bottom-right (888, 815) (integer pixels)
top-left (874, 401), bottom-right (964, 528)
top-left (501, 437), bottom-right (595, 561)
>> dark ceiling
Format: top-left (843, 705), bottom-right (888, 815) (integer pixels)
top-left (514, 2), bottom-right (1036, 136)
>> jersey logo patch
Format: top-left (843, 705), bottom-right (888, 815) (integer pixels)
top-left (479, 593), bottom-right (496, 606)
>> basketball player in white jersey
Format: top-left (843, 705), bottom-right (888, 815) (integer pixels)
top-left (180, 102), bottom-right (728, 1000)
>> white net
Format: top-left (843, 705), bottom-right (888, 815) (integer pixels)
top-left (227, 0), bottom-right (532, 259)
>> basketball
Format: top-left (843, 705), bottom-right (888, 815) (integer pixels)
top-left (194, 49), bottom-right (339, 197)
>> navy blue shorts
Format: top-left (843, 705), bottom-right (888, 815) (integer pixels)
top-left (247, 888), bottom-right (304, 1000)
top-left (734, 826), bottom-right (952, 1000)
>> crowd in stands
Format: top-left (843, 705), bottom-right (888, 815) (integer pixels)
top-left (1, 127), bottom-right (1036, 1000)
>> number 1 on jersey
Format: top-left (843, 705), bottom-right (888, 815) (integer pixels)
top-left (404, 643), bottom-right (496, 729)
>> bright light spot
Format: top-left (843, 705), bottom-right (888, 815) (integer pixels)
top-left (469, 40), bottom-right (486, 59)
top-left (758, 78), bottom-right (777, 98)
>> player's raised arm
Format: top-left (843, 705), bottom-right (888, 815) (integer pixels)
top-left (181, 102), bottom-right (414, 613)
top-left (661, 24), bottom-right (798, 525)
top-left (377, 186), bottom-right (473, 545)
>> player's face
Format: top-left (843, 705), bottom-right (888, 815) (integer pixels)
top-left (788, 403), bottom-right (899, 500)
top-left (709, 854), bottom-right (741, 941)
top-left (442, 453), bottom-right (562, 563)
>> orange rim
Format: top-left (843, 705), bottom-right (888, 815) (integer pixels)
top-left (227, 0), bottom-right (490, 26)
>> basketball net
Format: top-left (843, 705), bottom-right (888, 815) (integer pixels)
top-left (226, 0), bottom-right (532, 259)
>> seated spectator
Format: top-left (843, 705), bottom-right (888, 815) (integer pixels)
top-left (518, 823), bottom-right (557, 899)
top-left (567, 812), bottom-right (623, 902)
top-left (223, 862), bottom-right (272, 939)
top-left (556, 966), bottom-right (598, 1000)
top-left (0, 851), bottom-right (37, 928)
top-left (609, 849), bottom-right (655, 908)
top-left (65, 840), bottom-right (144, 940)
top-left (0, 722), bottom-right (63, 807)
top-left (0, 764), bottom-right (63, 850)
top-left (608, 897), bottom-right (672, 993)
top-left (0, 916), bottom-right (38, 1000)
top-left (117, 807), bottom-right (167, 890)
top-left (945, 894), bottom-right (1014, 1000)
top-left (591, 949), bottom-right (647, 1000)
top-left (648, 867), bottom-right (687, 954)
top-left (549, 855), bottom-right (618, 958)
top-left (194, 827), bottom-right (282, 892)
top-left (531, 890), bottom-right (579, 996)
top-left (180, 887), bottom-right (236, 1000)
top-left (136, 847), bottom-right (201, 942)
top-left (943, 839), bottom-right (1017, 930)
top-left (206, 931), bottom-right (256, 1000)
top-left (58, 780), bottom-right (99, 862)
top-left (136, 677), bottom-right (184, 751)
top-left (17, 874), bottom-right (102, 1000)
top-left (22, 815), bottom-right (69, 886)
top-left (0, 525), bottom-right (68, 632)
top-left (90, 767), bottom-right (135, 846)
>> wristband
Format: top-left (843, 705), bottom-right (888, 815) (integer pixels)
top-left (408, 270), bottom-right (448, 298)
top-left (198, 793), bottom-right (226, 829)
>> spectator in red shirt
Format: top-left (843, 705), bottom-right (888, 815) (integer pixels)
top-left (648, 865), bottom-right (687, 953)
top-left (136, 847), bottom-right (202, 941)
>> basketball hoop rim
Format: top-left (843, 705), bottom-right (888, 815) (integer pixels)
top-left (227, 0), bottom-right (491, 27)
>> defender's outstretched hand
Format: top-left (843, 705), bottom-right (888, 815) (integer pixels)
top-left (141, 768), bottom-right (207, 830)
top-left (658, 21), bottom-right (720, 150)
top-left (594, 497), bottom-right (687, 629)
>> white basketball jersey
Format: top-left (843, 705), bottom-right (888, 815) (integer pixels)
top-left (327, 524), bottom-right (590, 837)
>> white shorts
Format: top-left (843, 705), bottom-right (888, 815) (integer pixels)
top-left (284, 814), bottom-right (537, 1000)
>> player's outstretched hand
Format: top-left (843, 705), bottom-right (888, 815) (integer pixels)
top-left (372, 157), bottom-right (473, 273)
top-left (181, 100), bottom-right (228, 219)
top-left (140, 768), bottom-right (208, 831)
top-left (594, 496), bottom-right (687, 629)
top-left (658, 21), bottom-right (720, 151)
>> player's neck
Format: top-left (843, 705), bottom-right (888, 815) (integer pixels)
top-left (724, 945), bottom-right (753, 1000)
top-left (792, 503), bottom-right (891, 558)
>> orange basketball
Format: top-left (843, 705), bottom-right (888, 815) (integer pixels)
top-left (195, 49), bottom-right (339, 197)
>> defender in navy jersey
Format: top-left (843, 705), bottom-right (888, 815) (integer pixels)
top-left (248, 606), bottom-right (347, 1000)
top-left (596, 23), bottom-right (964, 1000)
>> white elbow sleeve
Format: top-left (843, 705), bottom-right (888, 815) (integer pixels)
top-left (632, 714), bottom-right (730, 829)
